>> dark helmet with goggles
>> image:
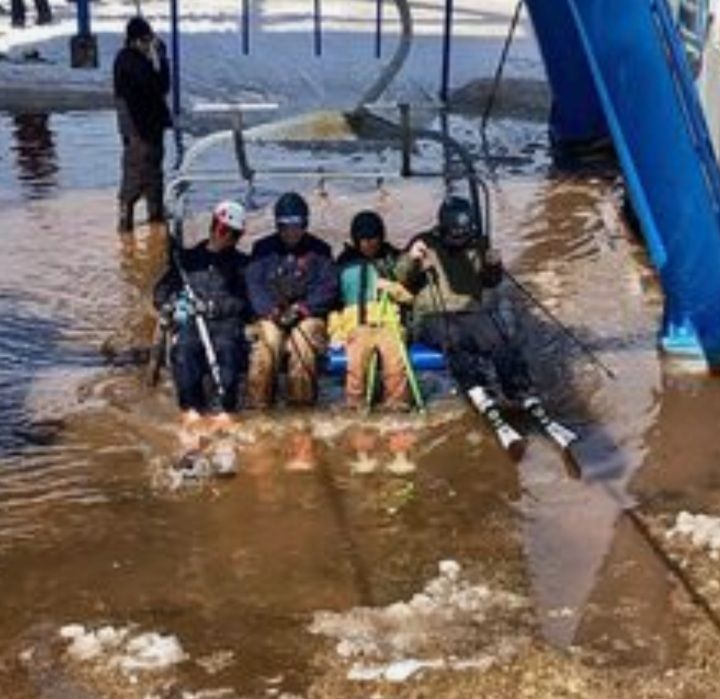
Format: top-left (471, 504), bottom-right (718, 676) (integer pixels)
top-left (274, 191), bottom-right (309, 230)
top-left (437, 196), bottom-right (481, 247)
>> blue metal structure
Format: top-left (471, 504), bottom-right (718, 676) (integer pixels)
top-left (525, 0), bottom-right (720, 367)
top-left (76, 0), bottom-right (91, 36)
top-left (522, 2), bottom-right (608, 144)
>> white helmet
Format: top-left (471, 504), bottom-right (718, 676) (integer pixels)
top-left (212, 200), bottom-right (246, 234)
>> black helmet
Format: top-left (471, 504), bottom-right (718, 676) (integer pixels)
top-left (351, 210), bottom-right (385, 244)
top-left (437, 196), bottom-right (480, 247)
top-left (274, 191), bottom-right (309, 229)
top-left (126, 16), bottom-right (153, 43)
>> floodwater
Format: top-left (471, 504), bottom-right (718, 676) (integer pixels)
top-left (1, 109), bottom-right (720, 698)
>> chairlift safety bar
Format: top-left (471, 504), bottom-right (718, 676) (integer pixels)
top-left (166, 104), bottom-right (492, 251)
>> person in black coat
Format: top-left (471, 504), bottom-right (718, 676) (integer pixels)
top-left (153, 201), bottom-right (250, 430)
top-left (113, 16), bottom-right (172, 234)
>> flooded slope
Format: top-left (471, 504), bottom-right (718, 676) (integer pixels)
top-left (1, 110), bottom-right (719, 698)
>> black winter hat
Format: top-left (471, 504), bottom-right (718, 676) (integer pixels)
top-left (126, 16), bottom-right (153, 42)
top-left (351, 210), bottom-right (385, 242)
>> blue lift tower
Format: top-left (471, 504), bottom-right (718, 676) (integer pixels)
top-left (524, 0), bottom-right (720, 369)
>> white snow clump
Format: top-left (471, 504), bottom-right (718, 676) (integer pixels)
top-left (667, 511), bottom-right (720, 557)
top-left (309, 559), bottom-right (530, 681)
top-left (59, 623), bottom-right (187, 672)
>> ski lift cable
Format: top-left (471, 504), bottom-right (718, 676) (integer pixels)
top-left (480, 0), bottom-right (524, 160)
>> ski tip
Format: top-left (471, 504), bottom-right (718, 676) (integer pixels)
top-left (507, 437), bottom-right (527, 463)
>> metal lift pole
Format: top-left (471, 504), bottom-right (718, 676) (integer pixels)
top-left (170, 0), bottom-right (182, 120)
top-left (241, 0), bottom-right (250, 55)
top-left (70, 0), bottom-right (98, 68)
top-left (375, 0), bottom-right (383, 58)
top-left (169, 0), bottom-right (185, 167)
top-left (314, 0), bottom-right (323, 56)
top-left (440, 0), bottom-right (454, 103)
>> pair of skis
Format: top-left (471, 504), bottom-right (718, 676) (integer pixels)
top-left (466, 386), bottom-right (579, 467)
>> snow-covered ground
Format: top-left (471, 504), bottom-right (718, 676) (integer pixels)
top-left (0, 0), bottom-right (544, 116)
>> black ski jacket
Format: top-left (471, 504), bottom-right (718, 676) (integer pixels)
top-left (113, 44), bottom-right (172, 143)
top-left (153, 241), bottom-right (250, 335)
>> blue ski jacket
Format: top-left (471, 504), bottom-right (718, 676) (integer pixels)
top-left (246, 232), bottom-right (339, 320)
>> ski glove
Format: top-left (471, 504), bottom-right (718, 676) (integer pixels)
top-left (483, 248), bottom-right (504, 288)
top-left (170, 293), bottom-right (216, 324)
top-left (190, 297), bottom-right (217, 318)
top-left (277, 303), bottom-right (305, 330)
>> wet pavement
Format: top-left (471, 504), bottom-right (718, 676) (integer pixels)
top-left (1, 109), bottom-right (720, 698)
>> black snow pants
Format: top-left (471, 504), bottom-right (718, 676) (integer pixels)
top-left (119, 134), bottom-right (165, 221)
top-left (416, 310), bottom-right (532, 402)
top-left (170, 321), bottom-right (246, 414)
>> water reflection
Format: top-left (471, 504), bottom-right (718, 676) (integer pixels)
top-left (500, 174), bottom-right (661, 645)
top-left (11, 113), bottom-right (58, 198)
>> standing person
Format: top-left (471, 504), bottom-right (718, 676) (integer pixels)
top-left (396, 195), bottom-right (533, 457)
top-left (332, 210), bottom-right (413, 410)
top-left (10, 0), bottom-right (52, 28)
top-left (113, 16), bottom-right (172, 235)
top-left (245, 192), bottom-right (338, 408)
top-left (153, 201), bottom-right (249, 431)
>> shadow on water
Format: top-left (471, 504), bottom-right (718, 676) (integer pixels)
top-left (573, 364), bottom-right (720, 664)
top-left (488, 169), bottom-right (665, 647)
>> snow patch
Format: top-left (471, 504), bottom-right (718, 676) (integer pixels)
top-left (310, 560), bottom-right (532, 682)
top-left (667, 511), bottom-right (720, 557)
top-left (59, 623), bottom-right (187, 672)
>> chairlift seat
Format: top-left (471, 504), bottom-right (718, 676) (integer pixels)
top-left (324, 342), bottom-right (446, 375)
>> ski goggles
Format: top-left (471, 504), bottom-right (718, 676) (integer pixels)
top-left (277, 215), bottom-right (307, 228)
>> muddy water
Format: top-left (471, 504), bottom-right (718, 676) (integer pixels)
top-left (0, 110), bottom-right (717, 697)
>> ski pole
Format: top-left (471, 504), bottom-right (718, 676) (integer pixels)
top-left (381, 292), bottom-right (425, 412)
top-left (503, 270), bottom-right (617, 380)
top-left (172, 250), bottom-right (226, 401)
top-left (426, 266), bottom-right (453, 349)
top-left (364, 348), bottom-right (380, 410)
top-left (364, 287), bottom-right (386, 410)
top-left (364, 291), bottom-right (425, 412)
